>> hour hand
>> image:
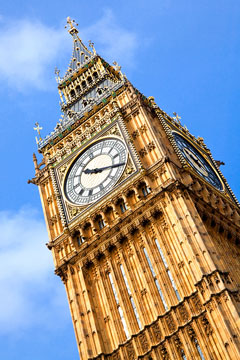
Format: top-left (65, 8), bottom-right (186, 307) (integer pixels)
top-left (83, 162), bottom-right (125, 174)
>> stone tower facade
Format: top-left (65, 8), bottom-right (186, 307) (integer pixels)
top-left (30, 18), bottom-right (240, 360)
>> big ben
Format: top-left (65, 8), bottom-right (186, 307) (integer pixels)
top-left (29, 17), bottom-right (240, 359)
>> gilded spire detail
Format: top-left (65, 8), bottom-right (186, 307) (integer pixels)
top-left (34, 122), bottom-right (43, 144)
top-left (61, 17), bottom-right (95, 81)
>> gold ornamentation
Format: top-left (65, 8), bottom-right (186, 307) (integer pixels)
top-left (139, 147), bottom-right (147, 157)
top-left (34, 122), bottom-right (43, 144)
top-left (172, 112), bottom-right (181, 124)
top-left (147, 141), bottom-right (156, 152)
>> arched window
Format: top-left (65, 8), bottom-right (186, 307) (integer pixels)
top-left (73, 230), bottom-right (85, 246)
top-left (97, 88), bottom-right (103, 96)
top-left (116, 198), bottom-right (127, 213)
top-left (104, 206), bottom-right (115, 222)
top-left (143, 247), bottom-right (168, 311)
top-left (95, 215), bottom-right (106, 230)
top-left (126, 189), bottom-right (137, 206)
top-left (76, 85), bottom-right (80, 94)
top-left (82, 222), bottom-right (92, 238)
top-left (87, 76), bottom-right (93, 84)
top-left (139, 182), bottom-right (151, 197)
top-left (194, 339), bottom-right (205, 359)
top-left (93, 71), bottom-right (98, 79)
top-left (70, 89), bottom-right (75, 98)
top-left (81, 80), bottom-right (86, 89)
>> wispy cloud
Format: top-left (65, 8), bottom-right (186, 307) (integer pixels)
top-left (0, 11), bottom-right (139, 91)
top-left (0, 18), bottom-right (69, 91)
top-left (0, 207), bottom-right (68, 334)
top-left (80, 9), bottom-right (139, 69)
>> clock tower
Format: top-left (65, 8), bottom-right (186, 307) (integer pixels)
top-left (30, 18), bottom-right (240, 360)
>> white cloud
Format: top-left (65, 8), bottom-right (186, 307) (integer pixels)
top-left (80, 9), bottom-right (139, 69)
top-left (0, 12), bottom-right (139, 91)
top-left (0, 19), bottom-right (69, 91)
top-left (0, 207), bottom-right (68, 334)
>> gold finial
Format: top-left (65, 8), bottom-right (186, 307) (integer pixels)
top-left (65, 17), bottom-right (78, 33)
top-left (55, 115), bottom-right (64, 131)
top-left (34, 122), bottom-right (43, 144)
top-left (55, 67), bottom-right (60, 83)
top-left (88, 40), bottom-right (96, 55)
top-left (173, 112), bottom-right (181, 124)
top-left (113, 61), bottom-right (124, 79)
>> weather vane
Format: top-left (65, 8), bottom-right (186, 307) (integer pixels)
top-left (173, 112), bottom-right (181, 124)
top-left (34, 122), bottom-right (43, 144)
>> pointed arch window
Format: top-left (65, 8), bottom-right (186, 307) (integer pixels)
top-left (87, 76), bottom-right (93, 84)
top-left (143, 247), bottom-right (168, 311)
top-left (155, 239), bottom-right (181, 301)
top-left (70, 89), bottom-right (76, 98)
top-left (120, 264), bottom-right (142, 329)
top-left (181, 350), bottom-right (187, 360)
top-left (93, 71), bottom-right (98, 80)
top-left (194, 339), bottom-right (205, 360)
top-left (108, 273), bottom-right (129, 339)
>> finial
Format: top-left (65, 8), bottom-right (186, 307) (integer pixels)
top-left (65, 17), bottom-right (78, 34)
top-left (55, 115), bottom-right (64, 132)
top-left (173, 112), bottom-right (181, 124)
top-left (34, 122), bottom-right (43, 144)
top-left (113, 61), bottom-right (124, 79)
top-left (55, 67), bottom-right (60, 83)
top-left (88, 40), bottom-right (96, 55)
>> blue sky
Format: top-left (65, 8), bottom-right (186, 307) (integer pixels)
top-left (0, 1), bottom-right (239, 359)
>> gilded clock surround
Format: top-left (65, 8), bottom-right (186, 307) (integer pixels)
top-left (29, 17), bottom-right (240, 360)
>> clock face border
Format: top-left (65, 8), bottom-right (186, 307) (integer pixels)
top-left (62, 136), bottom-right (128, 206)
top-left (172, 131), bottom-right (224, 192)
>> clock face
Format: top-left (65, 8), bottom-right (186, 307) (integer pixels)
top-left (64, 137), bottom-right (127, 205)
top-left (172, 132), bottom-right (223, 191)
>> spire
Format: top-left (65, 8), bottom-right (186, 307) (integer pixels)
top-left (63, 17), bottom-right (94, 80)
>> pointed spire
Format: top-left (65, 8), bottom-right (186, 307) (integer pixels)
top-left (63, 17), bottom-right (94, 79)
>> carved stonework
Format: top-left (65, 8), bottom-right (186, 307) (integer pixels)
top-left (178, 304), bottom-right (190, 322)
top-left (58, 163), bottom-right (68, 183)
top-left (139, 147), bottom-right (148, 158)
top-left (66, 203), bottom-right (86, 220)
top-left (201, 316), bottom-right (213, 336)
top-left (139, 333), bottom-right (149, 353)
top-left (166, 314), bottom-right (176, 333)
top-left (152, 322), bottom-right (162, 342)
top-left (192, 294), bottom-right (203, 313)
top-left (126, 342), bottom-right (135, 360)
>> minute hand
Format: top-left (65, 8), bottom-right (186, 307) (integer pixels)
top-left (84, 162), bottom-right (125, 174)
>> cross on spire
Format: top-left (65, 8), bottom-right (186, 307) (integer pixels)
top-left (34, 122), bottom-right (43, 144)
top-left (173, 112), bottom-right (181, 124)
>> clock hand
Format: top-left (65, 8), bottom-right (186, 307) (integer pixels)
top-left (84, 162), bottom-right (125, 174)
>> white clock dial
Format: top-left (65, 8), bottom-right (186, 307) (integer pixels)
top-left (64, 138), bottom-right (127, 205)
